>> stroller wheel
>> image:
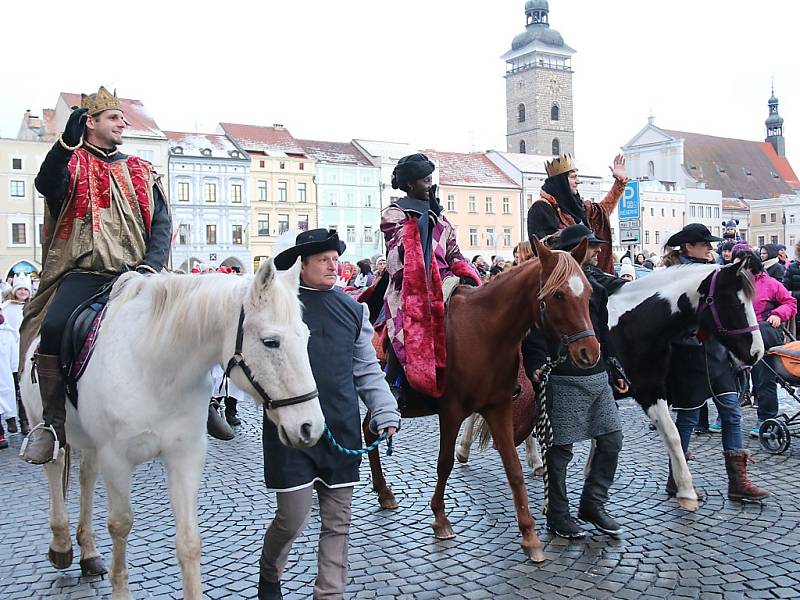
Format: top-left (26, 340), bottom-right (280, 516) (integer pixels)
top-left (758, 419), bottom-right (791, 454)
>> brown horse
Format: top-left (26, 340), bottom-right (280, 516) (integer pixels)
top-left (363, 237), bottom-right (600, 563)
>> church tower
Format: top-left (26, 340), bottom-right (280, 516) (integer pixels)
top-left (765, 86), bottom-right (786, 157)
top-left (502, 0), bottom-right (575, 156)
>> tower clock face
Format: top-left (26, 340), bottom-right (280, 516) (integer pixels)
top-left (548, 76), bottom-right (562, 94)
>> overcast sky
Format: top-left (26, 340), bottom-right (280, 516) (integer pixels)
top-left (1, 0), bottom-right (797, 173)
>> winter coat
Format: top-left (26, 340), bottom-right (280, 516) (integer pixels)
top-left (762, 244), bottom-right (786, 281)
top-left (753, 272), bottom-right (797, 323)
top-left (783, 260), bottom-right (800, 305)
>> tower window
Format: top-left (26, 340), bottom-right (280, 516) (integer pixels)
top-left (552, 138), bottom-right (560, 156)
top-left (648, 161), bottom-right (655, 178)
top-left (519, 140), bottom-right (526, 154)
top-left (518, 104), bottom-right (526, 123)
top-left (551, 103), bottom-right (560, 121)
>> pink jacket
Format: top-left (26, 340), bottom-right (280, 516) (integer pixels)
top-left (753, 272), bottom-right (797, 322)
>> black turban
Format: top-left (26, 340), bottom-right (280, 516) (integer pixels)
top-left (391, 153), bottom-right (435, 190)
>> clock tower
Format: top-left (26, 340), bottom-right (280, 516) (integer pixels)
top-left (502, 0), bottom-right (576, 156)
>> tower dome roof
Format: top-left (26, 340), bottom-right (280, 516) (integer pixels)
top-left (525, 0), bottom-right (549, 11)
top-left (512, 26), bottom-right (565, 50)
top-left (766, 112), bottom-right (784, 127)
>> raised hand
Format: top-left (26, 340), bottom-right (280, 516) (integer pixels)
top-left (62, 107), bottom-right (89, 148)
top-left (608, 154), bottom-right (626, 180)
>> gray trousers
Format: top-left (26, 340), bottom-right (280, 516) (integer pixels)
top-left (260, 482), bottom-right (353, 599)
top-left (545, 430), bottom-right (623, 520)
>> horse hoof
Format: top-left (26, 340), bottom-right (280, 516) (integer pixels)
top-left (677, 497), bottom-right (699, 512)
top-left (432, 524), bottom-right (456, 540)
top-left (48, 546), bottom-right (74, 570)
top-left (525, 546), bottom-right (546, 563)
top-left (455, 450), bottom-right (469, 464)
top-left (379, 494), bottom-right (399, 510)
top-left (80, 556), bottom-right (108, 577)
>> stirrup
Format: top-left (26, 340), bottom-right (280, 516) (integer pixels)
top-left (19, 423), bottom-right (61, 464)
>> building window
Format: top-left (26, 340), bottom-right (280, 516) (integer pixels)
top-left (757, 235), bottom-right (765, 247)
top-left (204, 182), bottom-right (217, 203)
top-left (231, 184), bottom-right (242, 204)
top-left (518, 104), bottom-right (526, 123)
top-left (551, 103), bottom-right (560, 121)
top-left (135, 149), bottom-right (153, 162)
top-left (364, 225), bottom-right (374, 243)
top-left (502, 197), bottom-right (511, 214)
top-left (503, 227), bottom-right (513, 247)
top-left (760, 213), bottom-right (766, 224)
top-left (468, 196), bottom-right (477, 213)
top-left (771, 235), bottom-right (779, 244)
top-left (279, 161), bottom-right (286, 169)
top-left (232, 225), bottom-right (243, 245)
top-left (178, 224), bottom-right (190, 245)
top-left (486, 227), bottom-right (495, 247)
top-left (259, 160), bottom-right (265, 168)
top-left (10, 180), bottom-right (25, 197)
top-left (278, 214), bottom-right (289, 234)
top-left (206, 224), bottom-right (217, 245)
top-left (297, 214), bottom-right (309, 231)
top-left (706, 206), bottom-right (712, 218)
top-left (645, 230), bottom-right (650, 244)
top-left (655, 231), bottom-right (660, 244)
top-left (672, 209), bottom-right (676, 217)
top-left (714, 207), bottom-right (720, 218)
top-left (257, 180), bottom-right (267, 201)
top-left (552, 138), bottom-right (560, 156)
top-left (38, 223), bottom-right (43, 243)
top-left (278, 181), bottom-right (287, 202)
top-left (661, 208), bottom-right (665, 217)
top-left (12, 158), bottom-right (22, 170)
top-left (178, 181), bottom-right (190, 202)
top-left (648, 161), bottom-right (655, 178)
top-left (690, 205), bottom-right (696, 218)
top-left (258, 216), bottom-right (270, 236)
top-left (650, 207), bottom-right (654, 216)
top-left (519, 140), bottom-right (526, 154)
top-left (346, 225), bottom-right (356, 243)
top-left (791, 235), bottom-right (796, 246)
top-left (469, 227), bottom-right (478, 247)
top-left (297, 183), bottom-right (307, 203)
top-left (345, 193), bottom-right (355, 207)
top-left (11, 223), bottom-right (26, 244)
top-left (365, 194), bottom-right (372, 208)
top-left (447, 194), bottom-right (456, 212)
top-left (770, 212), bottom-right (777, 223)
top-left (299, 163), bottom-right (305, 171)
top-left (485, 196), bottom-right (494, 213)
top-left (791, 214), bottom-right (796, 225)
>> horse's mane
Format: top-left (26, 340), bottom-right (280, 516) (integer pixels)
top-left (537, 251), bottom-right (582, 300)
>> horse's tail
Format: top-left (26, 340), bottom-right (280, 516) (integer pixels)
top-left (62, 443), bottom-right (71, 501)
top-left (476, 415), bottom-right (493, 450)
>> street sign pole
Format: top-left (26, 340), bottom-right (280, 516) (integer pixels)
top-left (618, 181), bottom-right (641, 253)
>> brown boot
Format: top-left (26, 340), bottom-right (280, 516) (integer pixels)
top-left (665, 455), bottom-right (706, 502)
top-left (14, 372), bottom-right (30, 435)
top-left (725, 450), bottom-right (769, 501)
top-left (20, 355), bottom-right (66, 465)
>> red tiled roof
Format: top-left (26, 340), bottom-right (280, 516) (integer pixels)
top-left (721, 198), bottom-right (750, 211)
top-left (297, 139), bottom-right (371, 166)
top-left (60, 92), bottom-right (164, 139)
top-left (761, 142), bottom-right (800, 190)
top-left (424, 150), bottom-right (519, 189)
top-left (219, 122), bottom-right (304, 155)
top-left (663, 129), bottom-right (796, 199)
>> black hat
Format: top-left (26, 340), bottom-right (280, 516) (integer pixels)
top-left (391, 153), bottom-right (435, 190)
top-left (665, 223), bottom-right (722, 247)
top-left (554, 224), bottom-right (608, 251)
top-left (273, 229), bottom-right (346, 270)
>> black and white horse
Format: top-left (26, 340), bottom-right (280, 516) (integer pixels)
top-left (458, 261), bottom-right (763, 512)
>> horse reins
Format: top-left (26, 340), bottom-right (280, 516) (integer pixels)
top-left (696, 269), bottom-right (759, 337)
top-left (223, 307), bottom-right (319, 410)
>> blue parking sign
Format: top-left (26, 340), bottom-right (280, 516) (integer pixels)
top-left (618, 180), bottom-right (639, 221)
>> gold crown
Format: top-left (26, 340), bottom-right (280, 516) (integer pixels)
top-left (544, 153), bottom-right (577, 178)
top-left (80, 86), bottom-right (122, 115)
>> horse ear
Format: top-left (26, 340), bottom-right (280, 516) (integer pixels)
top-left (532, 236), bottom-right (548, 259)
top-left (254, 257), bottom-right (277, 294)
top-left (278, 256), bottom-right (302, 291)
top-left (570, 238), bottom-right (589, 265)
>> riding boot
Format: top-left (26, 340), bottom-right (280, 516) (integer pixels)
top-left (14, 372), bottom-right (30, 435)
top-left (257, 574), bottom-right (283, 599)
top-left (207, 399), bottom-right (235, 441)
top-left (578, 431), bottom-right (623, 536)
top-left (725, 450), bottom-right (769, 501)
top-left (224, 397), bottom-right (241, 427)
top-left (21, 354), bottom-right (66, 464)
top-left (545, 444), bottom-right (586, 539)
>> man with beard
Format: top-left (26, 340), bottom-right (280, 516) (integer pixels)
top-left (528, 153), bottom-right (628, 274)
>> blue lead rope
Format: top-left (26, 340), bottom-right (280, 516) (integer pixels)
top-left (324, 424), bottom-right (393, 457)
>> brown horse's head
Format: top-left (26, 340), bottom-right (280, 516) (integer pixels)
top-left (532, 236), bottom-right (601, 369)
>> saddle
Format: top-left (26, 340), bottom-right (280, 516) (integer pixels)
top-left (60, 284), bottom-right (113, 406)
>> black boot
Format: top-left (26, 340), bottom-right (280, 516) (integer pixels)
top-left (578, 431), bottom-right (623, 536)
top-left (545, 444), bottom-right (586, 539)
top-left (21, 355), bottom-right (66, 464)
top-left (258, 574), bottom-right (282, 599)
top-left (14, 372), bottom-right (30, 435)
top-left (207, 399), bottom-right (235, 440)
top-left (224, 397), bottom-right (241, 427)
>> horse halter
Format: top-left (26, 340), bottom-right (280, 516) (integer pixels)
top-left (696, 269), bottom-right (759, 337)
top-left (224, 307), bottom-right (319, 410)
top-left (538, 298), bottom-right (595, 348)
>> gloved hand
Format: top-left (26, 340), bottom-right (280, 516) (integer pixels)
top-left (428, 184), bottom-right (439, 209)
top-left (62, 107), bottom-right (89, 147)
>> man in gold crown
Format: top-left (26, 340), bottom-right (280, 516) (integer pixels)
top-left (19, 87), bottom-right (176, 464)
top-left (527, 153), bottom-right (628, 274)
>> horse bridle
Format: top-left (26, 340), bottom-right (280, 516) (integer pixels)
top-left (537, 298), bottom-right (596, 348)
top-left (696, 269), bottom-right (759, 337)
top-left (224, 307), bottom-right (319, 410)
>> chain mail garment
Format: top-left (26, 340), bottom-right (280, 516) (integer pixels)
top-left (546, 372), bottom-right (621, 446)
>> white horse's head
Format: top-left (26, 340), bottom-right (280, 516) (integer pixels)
top-left (232, 258), bottom-right (324, 448)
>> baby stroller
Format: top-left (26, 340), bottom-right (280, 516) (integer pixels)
top-left (758, 328), bottom-right (800, 454)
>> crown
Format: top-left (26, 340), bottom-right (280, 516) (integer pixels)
top-left (80, 86), bottom-right (122, 115)
top-left (544, 153), bottom-right (577, 178)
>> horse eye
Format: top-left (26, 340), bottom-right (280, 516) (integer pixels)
top-left (262, 339), bottom-right (280, 349)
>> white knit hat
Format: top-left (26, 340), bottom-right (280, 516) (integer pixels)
top-left (12, 273), bottom-right (32, 294)
top-left (619, 263), bottom-right (636, 280)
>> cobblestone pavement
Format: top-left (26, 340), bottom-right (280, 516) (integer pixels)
top-left (1, 392), bottom-right (799, 600)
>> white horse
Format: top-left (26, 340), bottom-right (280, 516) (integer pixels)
top-left (20, 258), bottom-right (324, 600)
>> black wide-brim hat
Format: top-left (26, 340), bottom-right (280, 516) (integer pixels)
top-left (665, 223), bottom-right (722, 247)
top-left (554, 223), bottom-right (609, 251)
top-left (274, 228), bottom-right (346, 270)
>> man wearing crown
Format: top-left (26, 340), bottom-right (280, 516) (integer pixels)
top-left (528, 154), bottom-right (628, 274)
top-left (20, 87), bottom-right (173, 464)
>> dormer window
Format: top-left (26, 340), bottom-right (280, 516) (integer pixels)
top-left (200, 148), bottom-right (212, 157)
top-left (172, 146), bottom-right (184, 155)
top-left (229, 150), bottom-right (241, 159)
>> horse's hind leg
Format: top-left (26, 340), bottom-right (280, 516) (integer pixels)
top-left (483, 404), bottom-right (545, 563)
top-left (363, 411), bottom-right (397, 509)
top-left (43, 448), bottom-right (73, 569)
top-left (648, 398), bottom-right (698, 512)
top-left (77, 448), bottom-right (107, 577)
top-left (455, 413), bottom-right (477, 464)
top-left (101, 455), bottom-right (135, 600)
top-left (164, 446), bottom-right (205, 600)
